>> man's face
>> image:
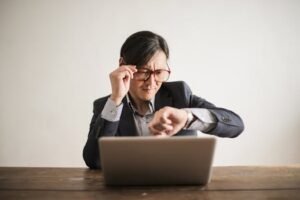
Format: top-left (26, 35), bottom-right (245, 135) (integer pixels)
top-left (129, 51), bottom-right (168, 102)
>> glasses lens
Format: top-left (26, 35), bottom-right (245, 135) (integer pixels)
top-left (155, 70), bottom-right (170, 82)
top-left (134, 70), bottom-right (150, 80)
top-left (133, 69), bottom-right (170, 82)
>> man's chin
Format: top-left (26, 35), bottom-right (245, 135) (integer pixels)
top-left (140, 93), bottom-right (155, 101)
top-left (141, 96), bottom-right (154, 101)
top-left (139, 90), bottom-right (155, 99)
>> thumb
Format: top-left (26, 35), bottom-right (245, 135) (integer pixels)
top-left (160, 110), bottom-right (172, 124)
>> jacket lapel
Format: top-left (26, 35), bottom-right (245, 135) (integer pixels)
top-left (118, 98), bottom-right (139, 136)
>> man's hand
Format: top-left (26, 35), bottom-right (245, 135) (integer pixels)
top-left (109, 65), bottom-right (137, 105)
top-left (148, 107), bottom-right (188, 136)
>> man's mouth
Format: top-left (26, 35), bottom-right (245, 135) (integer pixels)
top-left (142, 88), bottom-right (155, 92)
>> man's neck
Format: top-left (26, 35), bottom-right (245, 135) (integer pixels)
top-left (127, 94), bottom-right (154, 116)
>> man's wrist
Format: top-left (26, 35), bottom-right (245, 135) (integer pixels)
top-left (183, 110), bottom-right (196, 129)
top-left (109, 95), bottom-right (123, 106)
top-left (101, 98), bottom-right (123, 122)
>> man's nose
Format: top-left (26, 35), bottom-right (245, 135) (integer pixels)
top-left (145, 73), bottom-right (156, 86)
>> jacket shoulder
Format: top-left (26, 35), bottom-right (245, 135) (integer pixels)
top-left (160, 81), bottom-right (193, 107)
top-left (93, 95), bottom-right (110, 113)
top-left (161, 81), bottom-right (192, 96)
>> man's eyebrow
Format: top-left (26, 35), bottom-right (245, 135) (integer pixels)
top-left (155, 65), bottom-right (168, 70)
top-left (139, 64), bottom-right (168, 70)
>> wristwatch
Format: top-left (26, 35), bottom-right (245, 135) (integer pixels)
top-left (184, 110), bottom-right (196, 129)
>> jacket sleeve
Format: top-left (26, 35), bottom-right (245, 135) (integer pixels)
top-left (185, 83), bottom-right (244, 138)
top-left (82, 98), bottom-right (120, 169)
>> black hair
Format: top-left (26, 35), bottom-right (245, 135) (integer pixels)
top-left (120, 31), bottom-right (169, 68)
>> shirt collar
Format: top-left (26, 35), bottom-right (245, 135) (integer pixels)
top-left (126, 94), bottom-right (155, 116)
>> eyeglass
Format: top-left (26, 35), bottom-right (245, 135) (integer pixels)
top-left (133, 67), bottom-right (171, 82)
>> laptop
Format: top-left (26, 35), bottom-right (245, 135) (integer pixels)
top-left (98, 136), bottom-right (216, 186)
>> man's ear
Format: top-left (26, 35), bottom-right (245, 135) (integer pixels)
top-left (119, 57), bottom-right (124, 66)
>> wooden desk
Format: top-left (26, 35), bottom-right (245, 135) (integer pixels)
top-left (0, 166), bottom-right (300, 199)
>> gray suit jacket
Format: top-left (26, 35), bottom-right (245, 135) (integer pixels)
top-left (83, 81), bottom-right (244, 169)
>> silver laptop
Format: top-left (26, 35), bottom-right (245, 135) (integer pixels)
top-left (99, 136), bottom-right (216, 186)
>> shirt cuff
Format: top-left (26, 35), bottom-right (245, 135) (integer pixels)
top-left (101, 98), bottom-right (123, 122)
top-left (183, 108), bottom-right (217, 132)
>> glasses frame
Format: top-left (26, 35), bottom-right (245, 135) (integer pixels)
top-left (134, 64), bottom-right (171, 82)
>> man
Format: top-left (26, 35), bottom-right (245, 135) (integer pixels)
top-left (83, 31), bottom-right (244, 169)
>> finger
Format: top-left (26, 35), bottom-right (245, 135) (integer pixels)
top-left (148, 124), bottom-right (164, 135)
top-left (122, 66), bottom-right (137, 79)
top-left (119, 65), bottom-right (137, 73)
top-left (151, 129), bottom-right (168, 136)
top-left (149, 122), bottom-right (173, 136)
top-left (114, 70), bottom-right (131, 80)
top-left (128, 65), bottom-right (137, 72)
top-left (160, 112), bottom-right (172, 124)
top-left (120, 64), bottom-right (136, 68)
top-left (123, 71), bottom-right (131, 84)
top-left (154, 123), bottom-right (173, 131)
top-left (155, 133), bottom-right (169, 138)
top-left (116, 68), bottom-right (134, 79)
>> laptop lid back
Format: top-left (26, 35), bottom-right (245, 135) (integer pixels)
top-left (99, 136), bottom-right (216, 186)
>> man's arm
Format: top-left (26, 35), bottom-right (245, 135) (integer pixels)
top-left (83, 65), bottom-right (137, 169)
top-left (148, 81), bottom-right (244, 137)
top-left (189, 94), bottom-right (244, 138)
top-left (82, 97), bottom-right (122, 169)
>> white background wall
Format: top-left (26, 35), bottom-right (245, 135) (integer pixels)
top-left (0, 0), bottom-right (299, 167)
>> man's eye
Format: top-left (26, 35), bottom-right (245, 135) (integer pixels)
top-left (137, 70), bottom-right (148, 74)
top-left (138, 68), bottom-right (151, 72)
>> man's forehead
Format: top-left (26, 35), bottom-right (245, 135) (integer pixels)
top-left (144, 51), bottom-right (167, 67)
top-left (142, 63), bottom-right (168, 70)
top-left (142, 55), bottom-right (168, 69)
